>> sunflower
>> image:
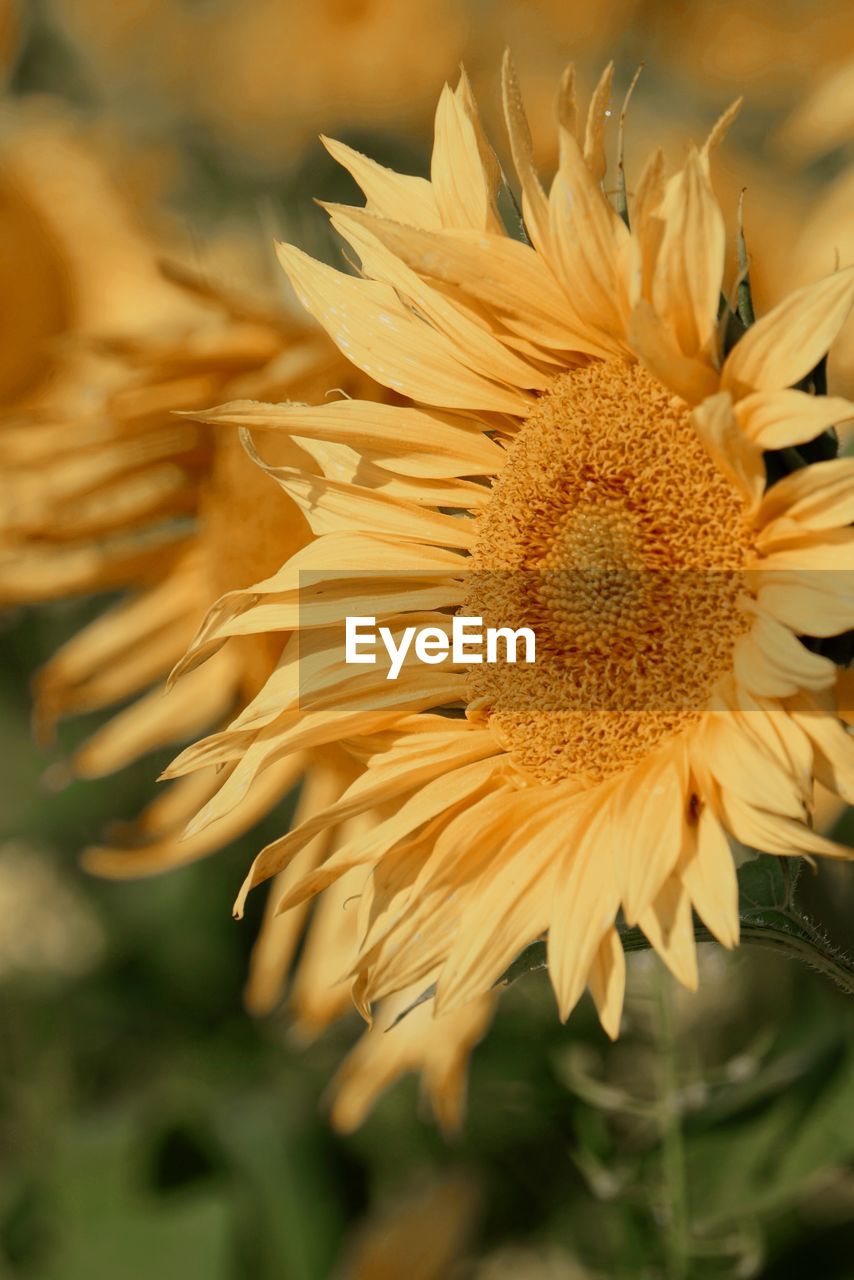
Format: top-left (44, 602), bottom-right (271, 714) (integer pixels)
top-left (28, 307), bottom-right (492, 1123)
top-left (0, 105), bottom-right (188, 413)
top-left (0, 224), bottom-right (356, 907)
top-left (0, 117), bottom-right (320, 930)
top-left (167, 59), bottom-right (854, 1047)
top-left (0, 118), bottom-right (492, 1126)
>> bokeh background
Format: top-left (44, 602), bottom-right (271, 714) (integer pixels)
top-left (2, 1), bottom-right (854, 1277)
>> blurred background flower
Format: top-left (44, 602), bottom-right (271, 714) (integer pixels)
top-left (2, 1), bottom-right (854, 1277)
top-left (0, 841), bottom-right (103, 979)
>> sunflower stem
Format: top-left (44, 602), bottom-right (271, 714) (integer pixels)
top-left (630, 921), bottom-right (854, 998)
top-left (654, 972), bottom-right (690, 1280)
top-left (738, 921), bottom-right (854, 998)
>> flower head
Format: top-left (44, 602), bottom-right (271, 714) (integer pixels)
top-left (0, 107), bottom-right (185, 412)
top-left (0, 119), bottom-right (490, 1126)
top-left (170, 60), bottom-right (854, 1044)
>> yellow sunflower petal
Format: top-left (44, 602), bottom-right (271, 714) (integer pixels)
top-left (242, 759), bottom-right (347, 1016)
top-left (719, 793), bottom-right (853, 860)
top-left (734, 606), bottom-right (837, 699)
top-left (703, 710), bottom-right (808, 819)
top-left (326, 207), bottom-right (547, 389)
top-left (318, 208), bottom-right (610, 358)
top-left (72, 650), bottom-right (237, 779)
top-left (691, 390), bottom-right (765, 510)
top-left (289, 856), bottom-right (371, 1034)
top-left (701, 98), bottom-right (743, 165)
top-left (630, 146), bottom-right (666, 303)
top-left (638, 873), bottom-right (699, 991)
top-left (629, 300), bottom-right (720, 404)
top-left (548, 795), bottom-right (621, 1022)
top-left (548, 123), bottom-right (630, 348)
top-left (236, 755), bottom-right (502, 916)
top-left (277, 242), bottom-right (528, 413)
top-left (330, 987), bottom-right (494, 1135)
top-left (616, 751), bottom-right (688, 925)
top-left (735, 389), bottom-right (854, 451)
top-left (321, 135), bottom-right (442, 229)
top-left (500, 49), bottom-right (550, 255)
top-left (652, 148), bottom-right (725, 361)
top-left (583, 62), bottom-right (614, 184)
top-left (435, 811), bottom-right (557, 1014)
top-left (586, 928), bottom-right (626, 1041)
top-left (753, 568), bottom-right (854, 636)
top-left (730, 688), bottom-right (814, 794)
top-left (680, 806), bottom-right (739, 949)
top-left (789, 700), bottom-right (854, 805)
top-left (431, 71), bottom-right (502, 233)
top-left (722, 266), bottom-right (854, 396)
top-left (240, 723), bottom-right (501, 895)
top-left (195, 398), bottom-right (506, 479)
top-left (242, 440), bottom-right (475, 547)
top-left (756, 527), bottom-right (854, 573)
top-left (757, 456), bottom-right (854, 531)
top-left (82, 754), bottom-right (305, 880)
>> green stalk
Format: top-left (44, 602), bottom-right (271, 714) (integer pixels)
top-left (654, 973), bottom-right (690, 1280)
top-left (738, 923), bottom-right (854, 998)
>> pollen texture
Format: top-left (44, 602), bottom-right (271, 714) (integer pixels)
top-left (464, 361), bottom-right (754, 784)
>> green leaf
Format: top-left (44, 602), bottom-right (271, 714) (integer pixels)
top-left (687, 1053), bottom-right (854, 1230)
top-left (38, 1113), bottom-right (232, 1280)
top-left (737, 854), bottom-right (800, 925)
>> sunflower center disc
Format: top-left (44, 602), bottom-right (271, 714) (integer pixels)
top-left (463, 361), bottom-right (754, 784)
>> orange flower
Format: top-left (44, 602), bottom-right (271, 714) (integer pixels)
top-left (0, 116), bottom-right (492, 1128)
top-left (168, 62), bottom-right (854, 1048)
